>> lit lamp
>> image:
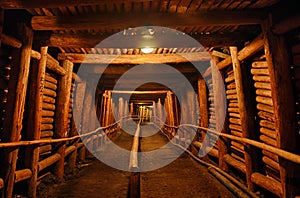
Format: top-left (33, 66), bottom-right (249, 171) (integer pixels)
top-left (141, 47), bottom-right (154, 54)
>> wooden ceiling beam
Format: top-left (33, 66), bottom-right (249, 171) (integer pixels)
top-left (40, 32), bottom-right (249, 48)
top-left (0, 0), bottom-right (149, 9)
top-left (58, 52), bottom-right (211, 64)
top-left (31, 11), bottom-right (266, 31)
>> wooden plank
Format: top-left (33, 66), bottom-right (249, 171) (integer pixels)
top-left (53, 60), bottom-right (73, 180)
top-left (31, 11), bottom-right (265, 31)
top-left (14, 169), bottom-right (32, 183)
top-left (223, 154), bottom-right (246, 173)
top-left (251, 172), bottom-right (282, 197)
top-left (58, 52), bottom-right (211, 64)
top-left (42, 32), bottom-right (251, 48)
top-left (263, 17), bottom-right (300, 197)
top-left (1, 34), bottom-right (22, 48)
top-left (24, 46), bottom-right (48, 197)
top-left (0, 24), bottom-right (33, 198)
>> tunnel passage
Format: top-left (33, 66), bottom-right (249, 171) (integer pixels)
top-left (0, 1), bottom-right (300, 198)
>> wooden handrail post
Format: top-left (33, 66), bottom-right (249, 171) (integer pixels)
top-left (53, 60), bottom-right (73, 181)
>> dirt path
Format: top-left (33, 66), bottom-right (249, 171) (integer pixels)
top-left (39, 124), bottom-right (236, 198)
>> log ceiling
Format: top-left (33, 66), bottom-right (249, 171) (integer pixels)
top-left (1, 0), bottom-right (282, 99)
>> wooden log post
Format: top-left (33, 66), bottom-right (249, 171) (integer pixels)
top-left (105, 91), bottom-right (112, 128)
top-left (24, 46), bottom-right (48, 197)
top-left (130, 102), bottom-right (134, 117)
top-left (53, 60), bottom-right (73, 181)
top-left (157, 98), bottom-right (163, 124)
top-left (152, 101), bottom-right (156, 123)
top-left (211, 56), bottom-right (229, 171)
top-left (230, 46), bottom-right (259, 191)
top-left (101, 91), bottom-right (107, 127)
top-left (69, 80), bottom-right (86, 170)
top-left (198, 77), bottom-right (209, 154)
top-left (180, 92), bottom-right (188, 143)
top-left (118, 97), bottom-right (124, 127)
top-left (81, 79), bottom-right (95, 157)
top-left (0, 24), bottom-right (33, 198)
top-left (124, 100), bottom-right (129, 122)
top-left (0, 8), bottom-right (3, 47)
top-left (262, 16), bottom-right (300, 197)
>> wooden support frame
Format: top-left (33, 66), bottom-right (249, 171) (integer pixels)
top-left (58, 52), bottom-right (211, 64)
top-left (53, 60), bottom-right (73, 180)
top-left (262, 15), bottom-right (300, 198)
top-left (211, 56), bottom-right (229, 171)
top-left (0, 24), bottom-right (33, 198)
top-left (38, 32), bottom-right (249, 48)
top-left (230, 46), bottom-right (259, 191)
top-left (24, 46), bottom-right (48, 198)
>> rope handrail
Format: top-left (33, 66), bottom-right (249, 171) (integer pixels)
top-left (129, 119), bottom-right (141, 171)
top-left (0, 116), bottom-right (133, 148)
top-left (153, 117), bottom-right (300, 165)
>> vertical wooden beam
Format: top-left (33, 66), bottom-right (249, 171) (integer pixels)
top-left (187, 91), bottom-right (196, 125)
top-left (124, 100), bottom-right (129, 120)
top-left (157, 98), bottom-right (163, 123)
top-left (130, 102), bottom-right (134, 117)
top-left (230, 46), bottom-right (259, 191)
top-left (24, 46), bottom-right (48, 198)
top-left (73, 81), bottom-right (86, 162)
top-left (198, 77), bottom-right (209, 152)
top-left (53, 60), bottom-right (73, 180)
top-left (262, 16), bottom-right (300, 197)
top-left (105, 91), bottom-right (112, 127)
top-left (211, 56), bottom-right (229, 171)
top-left (101, 91), bottom-right (107, 127)
top-left (0, 24), bottom-right (33, 198)
top-left (69, 80), bottom-right (86, 169)
top-left (0, 8), bottom-right (4, 47)
top-left (119, 97), bottom-right (124, 127)
top-left (152, 101), bottom-right (156, 123)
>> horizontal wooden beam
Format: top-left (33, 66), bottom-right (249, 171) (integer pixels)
top-left (1, 33), bottom-right (22, 48)
top-left (0, 0), bottom-right (149, 9)
top-left (58, 52), bottom-right (211, 64)
top-left (86, 64), bottom-right (200, 75)
top-left (112, 90), bottom-right (168, 94)
top-left (31, 11), bottom-right (265, 31)
top-left (40, 32), bottom-right (249, 48)
top-left (272, 14), bottom-right (300, 35)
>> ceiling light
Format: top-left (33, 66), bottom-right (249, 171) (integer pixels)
top-left (141, 47), bottom-right (154, 54)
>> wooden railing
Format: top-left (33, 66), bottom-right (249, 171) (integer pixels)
top-left (153, 117), bottom-right (300, 197)
top-left (129, 119), bottom-right (141, 198)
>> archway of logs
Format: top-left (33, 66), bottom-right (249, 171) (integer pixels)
top-left (0, 1), bottom-right (300, 198)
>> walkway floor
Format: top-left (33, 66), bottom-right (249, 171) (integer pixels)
top-left (39, 124), bottom-right (236, 198)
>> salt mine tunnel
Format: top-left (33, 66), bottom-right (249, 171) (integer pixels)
top-left (0, 0), bottom-right (300, 197)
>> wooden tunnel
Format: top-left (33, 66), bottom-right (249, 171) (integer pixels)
top-left (0, 0), bottom-right (300, 198)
